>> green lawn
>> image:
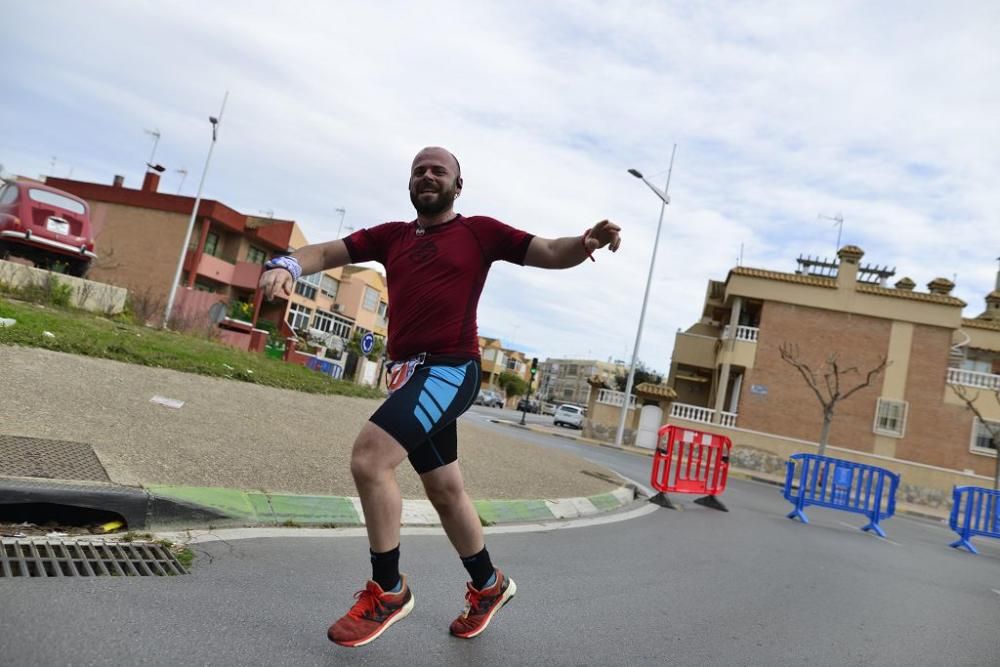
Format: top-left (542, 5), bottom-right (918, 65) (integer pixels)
top-left (0, 297), bottom-right (383, 398)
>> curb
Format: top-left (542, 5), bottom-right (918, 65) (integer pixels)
top-left (0, 475), bottom-right (639, 531)
top-left (147, 484), bottom-right (639, 528)
top-left (494, 420), bottom-right (952, 524)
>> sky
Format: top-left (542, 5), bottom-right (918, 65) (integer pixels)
top-left (3, 1), bottom-right (998, 374)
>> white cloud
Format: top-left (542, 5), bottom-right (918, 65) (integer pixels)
top-left (3, 0), bottom-right (998, 372)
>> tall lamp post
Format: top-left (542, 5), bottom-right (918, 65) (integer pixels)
top-left (163, 92), bottom-right (229, 328)
top-left (614, 144), bottom-right (677, 448)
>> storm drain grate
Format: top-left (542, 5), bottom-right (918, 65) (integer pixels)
top-left (0, 539), bottom-right (187, 577)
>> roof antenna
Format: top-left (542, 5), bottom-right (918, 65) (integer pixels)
top-left (819, 213), bottom-right (844, 253)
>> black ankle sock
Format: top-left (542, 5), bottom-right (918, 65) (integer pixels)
top-left (370, 545), bottom-right (400, 592)
top-left (461, 547), bottom-right (495, 590)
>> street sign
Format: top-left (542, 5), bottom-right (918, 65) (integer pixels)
top-left (361, 332), bottom-right (375, 355)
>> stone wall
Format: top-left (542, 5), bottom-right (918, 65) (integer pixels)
top-left (0, 259), bottom-right (127, 315)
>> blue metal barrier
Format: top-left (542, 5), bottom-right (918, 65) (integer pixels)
top-left (949, 486), bottom-right (1000, 554)
top-left (783, 453), bottom-right (900, 538)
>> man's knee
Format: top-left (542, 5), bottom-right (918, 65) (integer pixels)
top-left (423, 468), bottom-right (466, 509)
top-left (351, 423), bottom-right (407, 483)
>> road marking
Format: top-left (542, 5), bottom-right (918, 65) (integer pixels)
top-left (835, 520), bottom-right (902, 546)
top-left (992, 589), bottom-right (1000, 597)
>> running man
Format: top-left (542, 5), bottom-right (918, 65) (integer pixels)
top-left (260, 146), bottom-right (622, 647)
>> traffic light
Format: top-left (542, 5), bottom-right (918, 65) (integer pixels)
top-left (530, 358), bottom-right (538, 377)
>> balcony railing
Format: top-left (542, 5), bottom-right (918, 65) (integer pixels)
top-left (722, 325), bottom-right (760, 342)
top-left (670, 402), bottom-right (738, 428)
top-left (947, 367), bottom-right (1000, 391)
top-left (596, 389), bottom-right (636, 409)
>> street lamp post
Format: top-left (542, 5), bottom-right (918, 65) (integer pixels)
top-left (163, 92), bottom-right (229, 328)
top-left (614, 144), bottom-right (677, 448)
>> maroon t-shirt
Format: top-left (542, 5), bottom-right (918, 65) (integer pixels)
top-left (343, 215), bottom-right (534, 361)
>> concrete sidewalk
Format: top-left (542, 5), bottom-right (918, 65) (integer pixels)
top-left (0, 346), bottom-right (638, 530)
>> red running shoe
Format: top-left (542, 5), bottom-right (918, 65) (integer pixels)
top-left (327, 576), bottom-right (414, 647)
top-left (449, 569), bottom-right (517, 639)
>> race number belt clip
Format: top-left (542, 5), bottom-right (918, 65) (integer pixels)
top-left (386, 353), bottom-right (426, 394)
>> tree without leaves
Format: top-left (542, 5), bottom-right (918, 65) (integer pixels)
top-left (949, 383), bottom-right (1000, 490)
top-left (778, 342), bottom-right (888, 457)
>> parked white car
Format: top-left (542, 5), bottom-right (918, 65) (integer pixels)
top-left (475, 390), bottom-right (504, 408)
top-left (553, 404), bottom-right (585, 429)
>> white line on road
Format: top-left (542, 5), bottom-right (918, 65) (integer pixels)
top-left (835, 520), bottom-right (902, 546)
top-left (993, 589), bottom-right (1000, 597)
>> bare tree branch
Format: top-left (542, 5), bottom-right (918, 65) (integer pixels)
top-left (779, 341), bottom-right (889, 456)
top-left (948, 383), bottom-right (1000, 490)
top-left (779, 343), bottom-right (828, 408)
top-left (841, 356), bottom-right (889, 401)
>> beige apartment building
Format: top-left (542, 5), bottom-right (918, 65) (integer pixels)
top-left (538, 358), bottom-right (627, 406)
top-left (478, 337), bottom-right (532, 393)
top-left (665, 245), bottom-right (1000, 496)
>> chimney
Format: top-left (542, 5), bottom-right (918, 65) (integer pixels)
top-left (141, 171), bottom-right (160, 193)
top-left (894, 277), bottom-right (915, 291)
top-left (836, 245), bottom-right (864, 289)
top-left (112, 174), bottom-right (125, 188)
top-left (926, 277), bottom-right (955, 296)
top-left (983, 290), bottom-right (1000, 321)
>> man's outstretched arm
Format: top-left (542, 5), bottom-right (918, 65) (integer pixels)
top-left (523, 220), bottom-right (622, 269)
top-left (259, 239), bottom-right (352, 300)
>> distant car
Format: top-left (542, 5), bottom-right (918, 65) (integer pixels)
top-left (540, 403), bottom-right (556, 416)
top-left (516, 398), bottom-right (539, 413)
top-left (553, 404), bottom-right (585, 429)
top-left (0, 180), bottom-right (96, 276)
top-left (474, 390), bottom-right (504, 408)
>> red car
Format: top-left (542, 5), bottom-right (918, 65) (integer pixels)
top-left (0, 179), bottom-right (97, 276)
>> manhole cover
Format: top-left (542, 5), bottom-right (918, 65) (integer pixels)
top-left (0, 435), bottom-right (110, 482)
top-left (0, 539), bottom-right (186, 577)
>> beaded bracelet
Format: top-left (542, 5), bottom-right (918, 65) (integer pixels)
top-left (264, 255), bottom-right (303, 281)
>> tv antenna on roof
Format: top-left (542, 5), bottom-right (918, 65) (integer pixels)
top-left (175, 168), bottom-right (188, 194)
top-left (144, 128), bottom-right (161, 170)
top-left (819, 213), bottom-right (844, 253)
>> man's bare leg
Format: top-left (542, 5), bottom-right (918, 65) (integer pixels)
top-left (350, 422), bottom-right (410, 552)
top-left (420, 461), bottom-right (483, 557)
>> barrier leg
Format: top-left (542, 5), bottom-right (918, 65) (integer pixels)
top-left (786, 507), bottom-right (809, 524)
top-left (649, 493), bottom-right (679, 510)
top-left (693, 495), bottom-right (728, 512)
top-left (861, 520), bottom-right (887, 539)
top-left (948, 538), bottom-right (979, 554)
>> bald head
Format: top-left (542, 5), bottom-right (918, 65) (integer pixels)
top-left (413, 146), bottom-right (461, 178)
top-left (409, 146), bottom-right (463, 217)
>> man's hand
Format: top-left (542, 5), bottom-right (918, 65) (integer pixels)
top-left (585, 220), bottom-right (622, 253)
top-left (259, 268), bottom-right (293, 300)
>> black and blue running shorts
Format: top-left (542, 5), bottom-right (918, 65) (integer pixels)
top-left (369, 356), bottom-right (481, 474)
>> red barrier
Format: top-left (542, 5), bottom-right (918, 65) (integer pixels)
top-left (650, 425), bottom-right (731, 510)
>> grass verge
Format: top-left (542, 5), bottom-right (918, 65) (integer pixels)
top-left (0, 297), bottom-right (383, 398)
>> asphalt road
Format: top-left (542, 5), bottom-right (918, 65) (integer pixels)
top-left (3, 420), bottom-right (999, 666)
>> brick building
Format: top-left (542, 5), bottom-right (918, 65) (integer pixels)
top-left (47, 172), bottom-right (388, 362)
top-left (666, 245), bottom-right (1000, 494)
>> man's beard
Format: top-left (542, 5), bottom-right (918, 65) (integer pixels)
top-left (410, 184), bottom-right (455, 216)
